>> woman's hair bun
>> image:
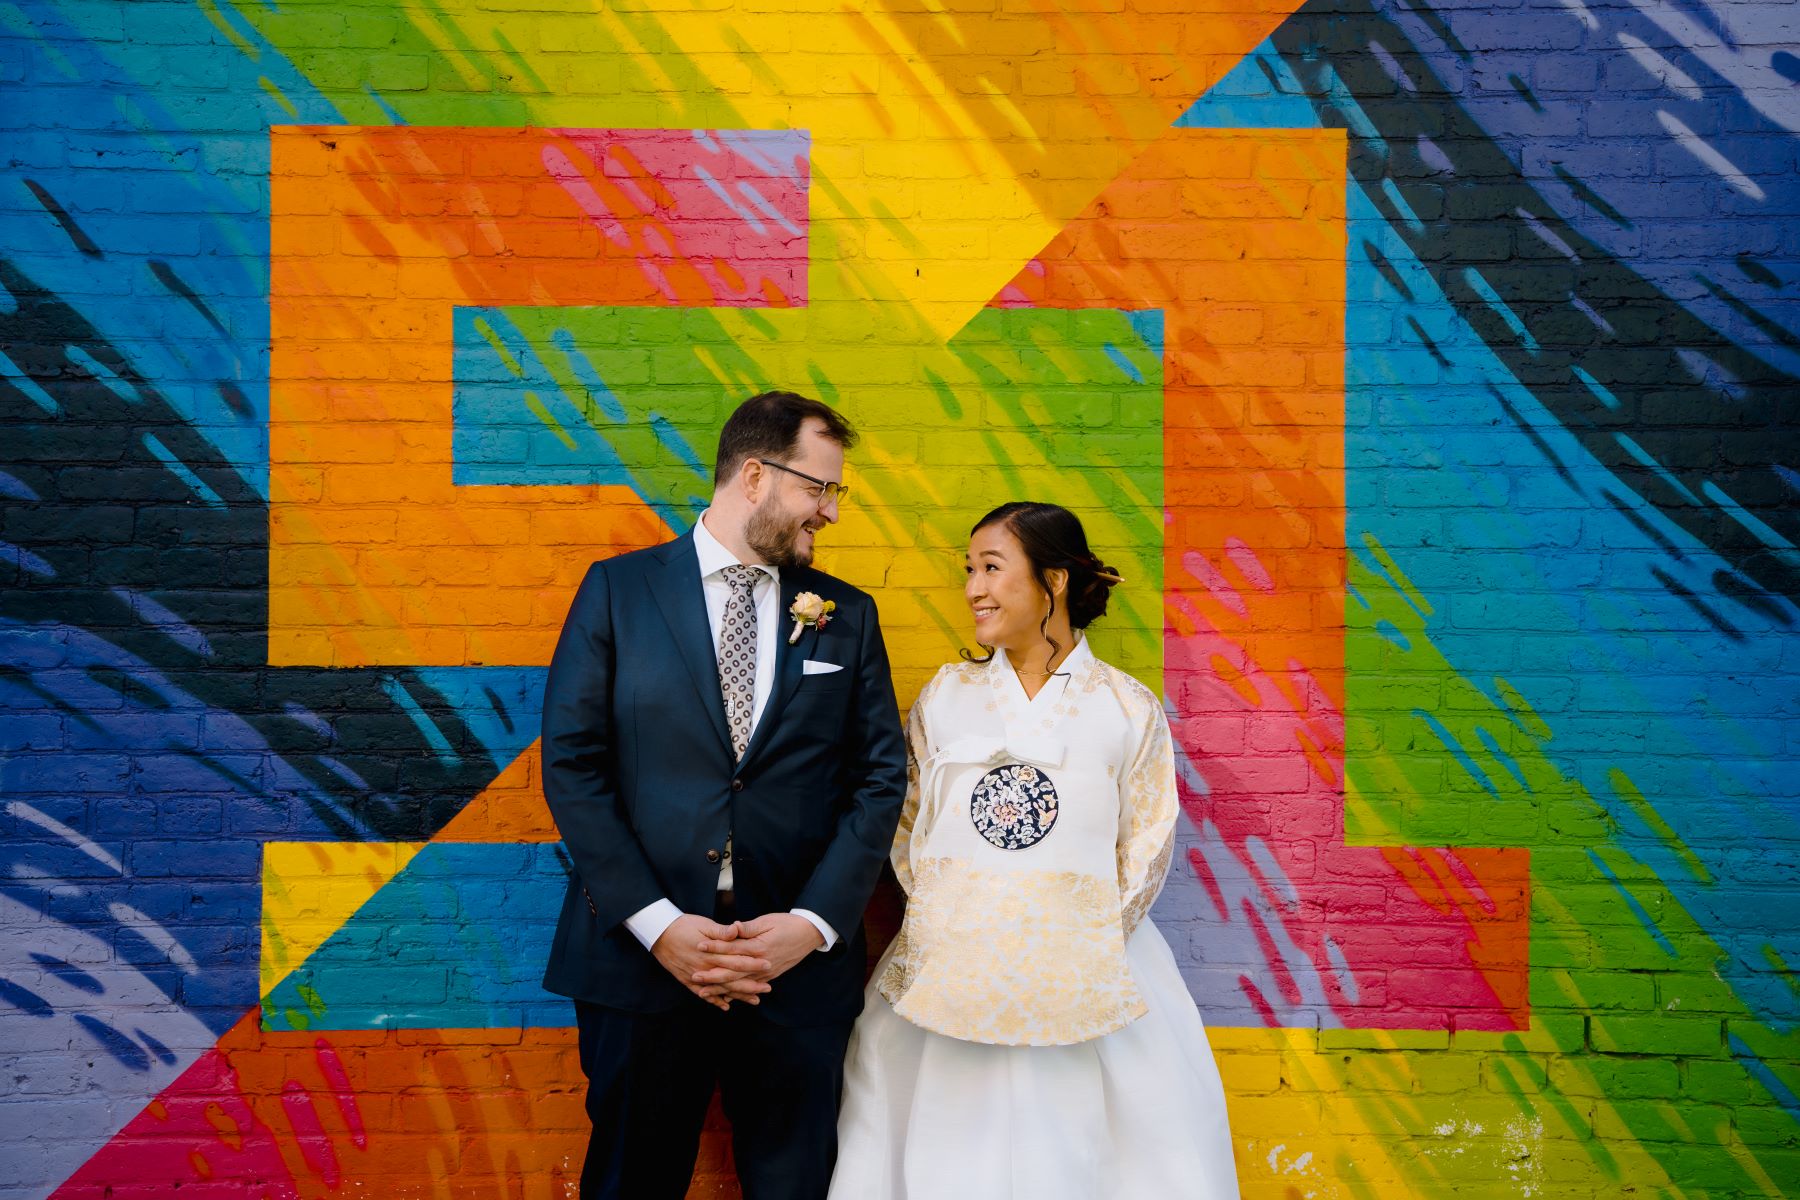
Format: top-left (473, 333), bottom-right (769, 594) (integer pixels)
top-left (1066, 558), bottom-right (1116, 629)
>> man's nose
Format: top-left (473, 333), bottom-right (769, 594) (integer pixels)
top-left (819, 494), bottom-right (840, 523)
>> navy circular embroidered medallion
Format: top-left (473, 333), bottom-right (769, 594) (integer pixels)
top-left (969, 763), bottom-right (1059, 850)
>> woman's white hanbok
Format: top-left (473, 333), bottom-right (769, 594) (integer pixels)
top-left (829, 637), bottom-right (1241, 1200)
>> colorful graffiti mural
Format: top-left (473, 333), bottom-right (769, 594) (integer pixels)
top-left (2, 0), bottom-right (1795, 1197)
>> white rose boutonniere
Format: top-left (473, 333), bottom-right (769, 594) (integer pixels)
top-left (788, 591), bottom-right (836, 644)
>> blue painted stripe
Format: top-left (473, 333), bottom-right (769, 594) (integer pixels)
top-left (1587, 851), bottom-right (1678, 958)
top-left (1461, 267), bottom-right (1541, 352)
top-left (379, 675), bottom-right (462, 769)
top-left (0, 347), bottom-right (59, 413)
top-left (1730, 1033), bottom-right (1800, 1123)
top-left (1104, 342), bottom-right (1145, 383)
top-left (141, 434), bottom-right (225, 509)
top-left (1414, 708), bottom-right (1504, 800)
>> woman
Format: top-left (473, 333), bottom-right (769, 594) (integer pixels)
top-left (829, 502), bottom-right (1241, 1199)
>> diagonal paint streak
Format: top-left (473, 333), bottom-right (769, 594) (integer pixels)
top-left (1586, 850), bottom-right (1679, 957)
top-left (1731, 1032), bottom-right (1800, 1123)
top-left (147, 260), bottom-right (231, 339)
top-left (377, 677), bottom-right (461, 769)
top-left (7, 799), bottom-right (124, 873)
top-left (692, 163), bottom-right (768, 237)
top-left (142, 433), bottom-right (227, 509)
top-left (1655, 109), bottom-right (1767, 200)
top-left (1269, 0), bottom-right (1800, 604)
top-left (22, 179), bottom-right (101, 256)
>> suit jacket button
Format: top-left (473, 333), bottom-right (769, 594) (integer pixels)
top-left (731, 779), bottom-right (744, 792)
top-left (706, 849), bottom-right (721, 863)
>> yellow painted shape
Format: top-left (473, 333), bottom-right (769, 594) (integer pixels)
top-left (479, 0), bottom-right (1307, 337)
top-left (1207, 1024), bottom-right (1681, 1198)
top-left (260, 841), bottom-right (423, 998)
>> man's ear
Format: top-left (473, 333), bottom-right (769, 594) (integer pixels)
top-left (735, 456), bottom-right (764, 503)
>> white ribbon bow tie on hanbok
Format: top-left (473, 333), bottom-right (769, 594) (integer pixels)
top-left (928, 733), bottom-right (1066, 773)
top-left (905, 731), bottom-right (1070, 877)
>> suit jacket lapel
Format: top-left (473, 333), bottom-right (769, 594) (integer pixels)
top-left (648, 534), bottom-right (733, 758)
top-left (740, 570), bottom-right (808, 768)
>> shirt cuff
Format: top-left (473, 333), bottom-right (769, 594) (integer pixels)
top-left (623, 898), bottom-right (683, 952)
top-left (790, 908), bottom-right (838, 952)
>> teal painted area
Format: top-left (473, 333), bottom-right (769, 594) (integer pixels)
top-left (406, 667), bottom-right (548, 774)
top-left (451, 304), bottom-right (721, 533)
top-left (261, 843), bottom-right (571, 1031)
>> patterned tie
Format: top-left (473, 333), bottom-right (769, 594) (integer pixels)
top-left (717, 564), bottom-right (761, 760)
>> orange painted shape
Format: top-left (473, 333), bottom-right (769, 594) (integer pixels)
top-left (57, 1009), bottom-right (759, 1200)
top-left (437, 739), bottom-right (558, 843)
top-left (268, 127), bottom-right (798, 668)
top-left (999, 128), bottom-right (1530, 1029)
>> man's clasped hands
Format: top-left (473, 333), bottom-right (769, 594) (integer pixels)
top-left (650, 913), bottom-right (826, 1010)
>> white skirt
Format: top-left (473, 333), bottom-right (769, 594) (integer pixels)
top-left (829, 921), bottom-right (1242, 1200)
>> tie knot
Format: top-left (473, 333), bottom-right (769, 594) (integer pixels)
top-left (721, 564), bottom-right (761, 593)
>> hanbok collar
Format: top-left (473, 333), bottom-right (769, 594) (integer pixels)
top-left (927, 634), bottom-right (1096, 772)
top-left (993, 633), bottom-right (1095, 715)
top-left (910, 637), bottom-right (1092, 834)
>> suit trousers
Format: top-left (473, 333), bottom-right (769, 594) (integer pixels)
top-left (574, 993), bottom-right (854, 1200)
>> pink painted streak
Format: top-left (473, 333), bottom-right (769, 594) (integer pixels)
top-left (546, 129), bottom-right (807, 307)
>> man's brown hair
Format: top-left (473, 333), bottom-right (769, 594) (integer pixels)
top-left (713, 390), bottom-right (856, 488)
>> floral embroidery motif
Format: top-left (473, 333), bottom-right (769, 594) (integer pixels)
top-left (969, 762), bottom-right (1059, 850)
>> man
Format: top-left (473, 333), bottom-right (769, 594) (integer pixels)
top-left (541, 391), bottom-right (908, 1200)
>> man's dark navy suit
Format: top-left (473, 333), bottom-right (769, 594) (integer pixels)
top-left (541, 529), bottom-right (907, 1199)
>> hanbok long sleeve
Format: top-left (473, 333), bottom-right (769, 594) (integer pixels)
top-left (887, 676), bottom-right (935, 899)
top-left (1117, 700), bottom-right (1178, 936)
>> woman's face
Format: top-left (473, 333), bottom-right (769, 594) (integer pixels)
top-left (965, 522), bottom-right (1062, 652)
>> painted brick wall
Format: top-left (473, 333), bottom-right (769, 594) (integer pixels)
top-left (2, 1), bottom-right (1797, 1198)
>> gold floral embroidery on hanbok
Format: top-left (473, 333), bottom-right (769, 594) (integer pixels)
top-left (878, 858), bottom-right (1145, 1046)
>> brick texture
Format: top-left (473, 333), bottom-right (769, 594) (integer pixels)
top-left (2, 1), bottom-right (1796, 1198)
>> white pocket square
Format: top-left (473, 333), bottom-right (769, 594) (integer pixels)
top-left (803, 660), bottom-right (844, 675)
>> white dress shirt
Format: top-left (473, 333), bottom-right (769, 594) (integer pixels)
top-left (621, 510), bottom-right (839, 954)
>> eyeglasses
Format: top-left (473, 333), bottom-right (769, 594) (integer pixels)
top-left (756, 458), bottom-right (851, 506)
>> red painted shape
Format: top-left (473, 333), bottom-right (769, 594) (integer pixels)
top-left (54, 1013), bottom-right (590, 1199)
top-left (52, 1014), bottom-right (300, 1200)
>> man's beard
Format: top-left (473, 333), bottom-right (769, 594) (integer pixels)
top-left (745, 499), bottom-right (816, 568)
